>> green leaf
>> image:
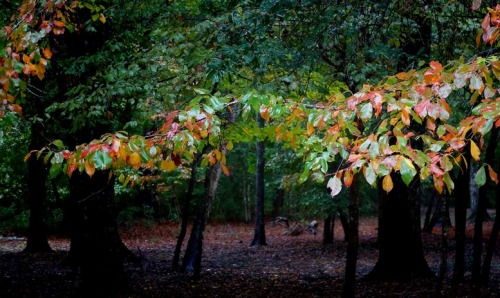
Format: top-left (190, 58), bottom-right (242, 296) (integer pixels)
top-left (49, 163), bottom-right (62, 179)
top-left (443, 172), bottom-right (454, 193)
top-left (400, 158), bottom-right (417, 186)
top-left (364, 164), bottom-right (376, 185)
top-left (475, 165), bottom-right (486, 187)
top-left (93, 150), bottom-right (113, 170)
top-left (360, 103), bottom-right (373, 122)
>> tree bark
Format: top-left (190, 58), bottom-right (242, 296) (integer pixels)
top-left (342, 174), bottom-right (360, 298)
top-left (251, 114), bottom-right (267, 246)
top-left (67, 170), bottom-right (135, 294)
top-left (481, 157), bottom-right (500, 284)
top-left (472, 128), bottom-right (498, 285)
top-left (436, 193), bottom-right (449, 295)
top-left (272, 188), bottom-right (285, 219)
top-left (323, 212), bottom-right (334, 245)
top-left (338, 207), bottom-right (350, 241)
top-left (453, 147), bottom-right (470, 283)
top-left (24, 123), bottom-right (52, 253)
top-left (368, 174), bottom-right (433, 280)
top-left (182, 160), bottom-right (223, 279)
top-left (173, 153), bottom-right (202, 270)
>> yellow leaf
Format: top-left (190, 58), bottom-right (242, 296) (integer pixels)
top-left (221, 163), bottom-right (230, 176)
top-left (129, 152), bottom-right (141, 170)
top-left (99, 13), bottom-right (106, 24)
top-left (226, 141), bottom-right (234, 150)
top-left (118, 145), bottom-right (127, 161)
top-left (85, 159), bottom-right (95, 177)
top-left (307, 123), bottom-right (314, 135)
top-left (470, 140), bottom-right (480, 161)
top-left (200, 129), bottom-right (208, 138)
top-left (214, 149), bottom-right (222, 161)
top-left (382, 175), bottom-right (393, 193)
top-left (161, 159), bottom-right (176, 172)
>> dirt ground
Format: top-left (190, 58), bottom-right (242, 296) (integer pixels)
top-left (0, 217), bottom-right (499, 297)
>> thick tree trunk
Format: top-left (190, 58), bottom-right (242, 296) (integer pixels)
top-left (342, 174), bottom-right (360, 298)
top-left (481, 162), bottom-right (500, 284)
top-left (323, 212), bottom-right (334, 245)
top-left (453, 148), bottom-right (470, 283)
top-left (173, 154), bottom-right (201, 270)
top-left (368, 174), bottom-right (432, 280)
top-left (472, 128), bottom-right (498, 285)
top-left (251, 114), bottom-right (267, 246)
top-left (67, 170), bottom-right (134, 294)
top-left (24, 124), bottom-right (52, 253)
top-left (182, 161), bottom-right (222, 279)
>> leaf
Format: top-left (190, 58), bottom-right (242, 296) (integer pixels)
top-left (434, 176), bottom-right (444, 194)
top-left (221, 163), bottom-right (230, 176)
top-left (470, 140), bottom-right (481, 161)
top-left (343, 171), bottom-right (354, 187)
top-left (129, 152), bottom-right (141, 170)
top-left (400, 158), bottom-right (417, 186)
top-left (93, 150), bottom-right (112, 170)
top-left (84, 159), bottom-right (95, 177)
top-left (161, 159), bottom-right (176, 172)
top-left (360, 103), bottom-right (373, 122)
top-left (382, 174), bottom-right (393, 193)
top-left (443, 172), bottom-right (455, 193)
top-left (475, 165), bottom-right (486, 187)
top-left (364, 164), bottom-right (376, 186)
top-left (327, 176), bottom-right (342, 198)
top-left (486, 164), bottom-right (498, 184)
top-left (472, 0), bottom-right (481, 11)
top-left (49, 163), bottom-right (62, 179)
top-left (99, 13), bottom-right (106, 24)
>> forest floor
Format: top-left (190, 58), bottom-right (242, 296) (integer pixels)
top-left (0, 215), bottom-right (499, 297)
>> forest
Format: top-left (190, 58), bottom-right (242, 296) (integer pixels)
top-left (1, 0), bottom-right (500, 297)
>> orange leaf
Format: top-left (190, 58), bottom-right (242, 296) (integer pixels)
top-left (433, 176), bottom-right (444, 194)
top-left (221, 163), bottom-right (230, 176)
top-left (84, 159), bottom-right (95, 177)
top-left (487, 164), bottom-right (498, 184)
top-left (307, 123), bottom-right (314, 135)
top-left (343, 170), bottom-right (354, 187)
top-left (42, 48), bottom-right (53, 59)
top-left (382, 174), bottom-right (393, 193)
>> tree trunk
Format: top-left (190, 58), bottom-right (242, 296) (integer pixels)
top-left (472, 128), bottom-right (498, 285)
top-left (24, 123), bottom-right (52, 253)
top-left (251, 114), bottom-right (267, 246)
top-left (338, 207), bottom-right (350, 241)
top-left (453, 147), bottom-right (470, 283)
top-left (173, 154), bottom-right (201, 270)
top-left (436, 193), bottom-right (449, 295)
top-left (368, 174), bottom-right (433, 280)
top-left (323, 212), bottom-right (334, 245)
top-left (342, 174), bottom-right (360, 298)
top-left (481, 158), bottom-right (500, 284)
top-left (469, 161), bottom-right (480, 219)
top-left (67, 170), bottom-right (134, 294)
top-left (272, 188), bottom-right (285, 219)
top-left (182, 160), bottom-right (223, 279)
